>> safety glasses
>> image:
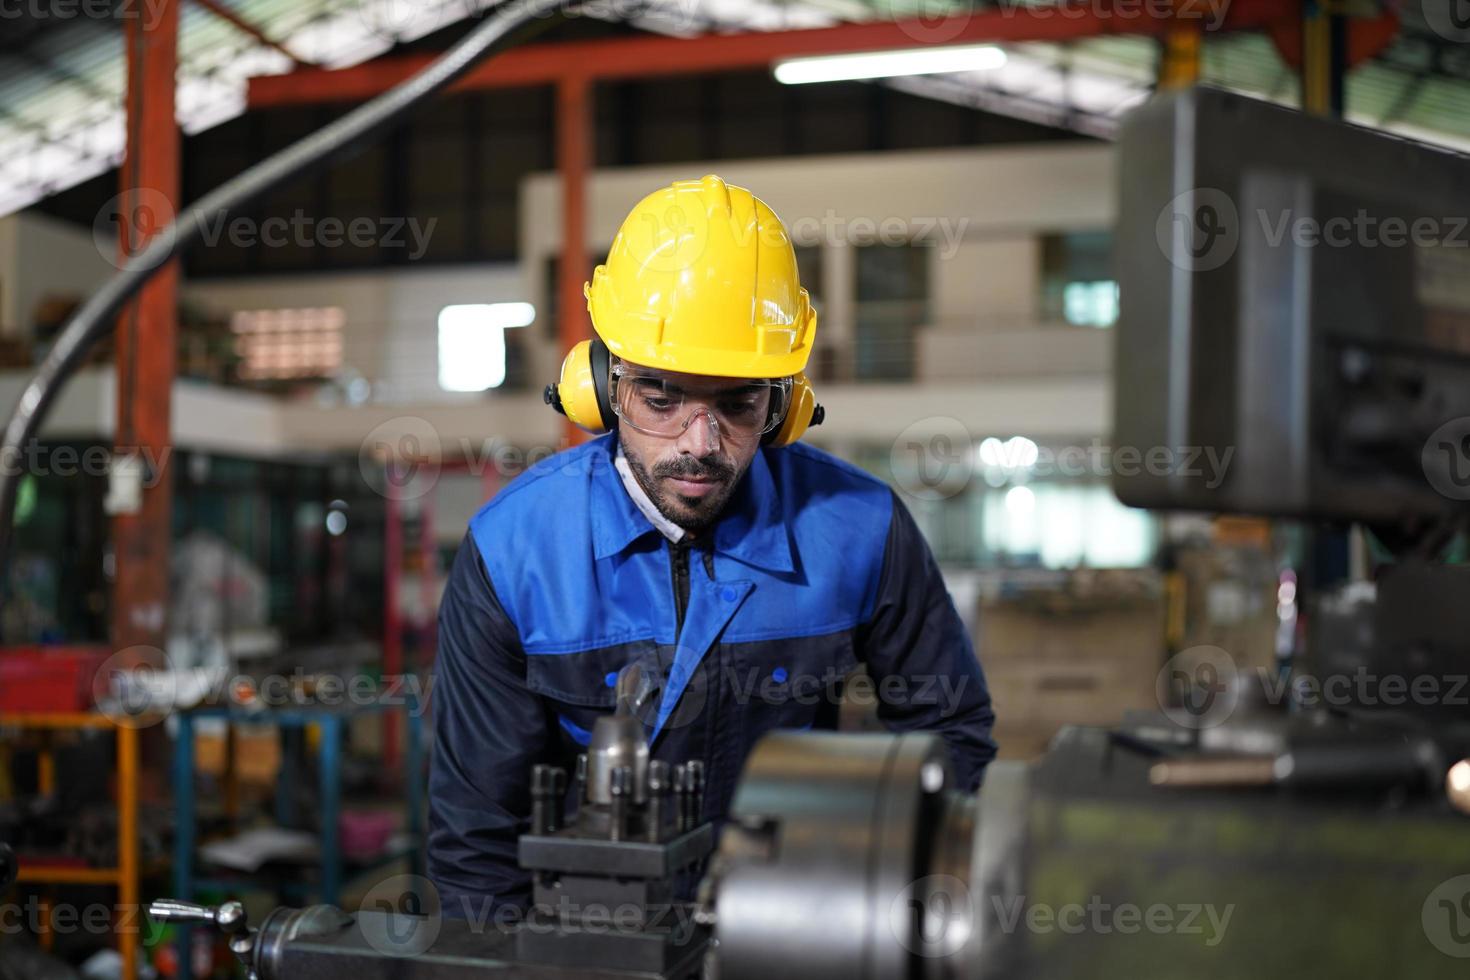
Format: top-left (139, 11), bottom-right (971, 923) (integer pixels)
top-left (610, 363), bottom-right (791, 439)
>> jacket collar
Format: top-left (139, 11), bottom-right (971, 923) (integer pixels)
top-left (590, 434), bottom-right (794, 574)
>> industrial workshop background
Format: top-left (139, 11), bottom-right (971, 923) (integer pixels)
top-left (0, 0), bottom-right (1468, 978)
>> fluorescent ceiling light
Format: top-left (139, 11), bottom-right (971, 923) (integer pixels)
top-left (774, 44), bottom-right (1007, 85)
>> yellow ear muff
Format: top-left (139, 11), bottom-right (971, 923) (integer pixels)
top-left (764, 372), bottom-right (824, 448)
top-left (544, 338), bottom-right (615, 433)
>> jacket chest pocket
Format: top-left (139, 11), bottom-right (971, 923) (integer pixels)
top-left (729, 632), bottom-right (857, 733)
top-left (525, 644), bottom-right (668, 746)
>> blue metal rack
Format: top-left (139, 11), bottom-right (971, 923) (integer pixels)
top-left (170, 695), bottom-right (425, 978)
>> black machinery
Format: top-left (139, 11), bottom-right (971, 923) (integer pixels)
top-left (152, 667), bottom-right (719, 979)
top-left (151, 88), bottom-right (1470, 979)
top-left (150, 727), bottom-right (995, 980)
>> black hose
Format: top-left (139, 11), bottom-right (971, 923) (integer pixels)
top-left (0, 0), bottom-right (561, 564)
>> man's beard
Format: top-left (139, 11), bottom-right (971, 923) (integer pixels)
top-left (623, 447), bottom-right (744, 534)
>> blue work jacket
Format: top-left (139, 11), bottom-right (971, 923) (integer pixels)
top-left (427, 434), bottom-right (996, 916)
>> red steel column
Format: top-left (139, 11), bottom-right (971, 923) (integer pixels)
top-left (383, 492), bottom-right (402, 772)
top-left (115, 0), bottom-right (180, 655)
top-left (557, 74), bottom-right (592, 447)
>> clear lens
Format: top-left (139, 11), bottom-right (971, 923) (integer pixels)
top-left (611, 367), bottom-right (790, 438)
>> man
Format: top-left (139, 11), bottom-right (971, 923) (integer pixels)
top-left (429, 175), bottom-right (995, 917)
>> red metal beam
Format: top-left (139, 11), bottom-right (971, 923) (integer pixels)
top-left (383, 491), bottom-right (402, 772)
top-left (115, 0), bottom-right (179, 669)
top-left (248, 2), bottom-right (1294, 108)
top-left (557, 75), bottom-right (591, 447)
top-left (113, 6), bottom-right (179, 980)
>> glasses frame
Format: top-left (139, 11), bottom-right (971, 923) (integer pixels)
top-left (609, 361), bottom-right (793, 439)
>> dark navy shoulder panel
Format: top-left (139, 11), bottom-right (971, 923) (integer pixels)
top-left (468, 436), bottom-right (893, 655)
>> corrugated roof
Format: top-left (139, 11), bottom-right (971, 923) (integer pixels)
top-left (2, 0), bottom-right (1468, 217)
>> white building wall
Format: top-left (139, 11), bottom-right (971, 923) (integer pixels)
top-left (4, 143), bottom-right (1120, 465)
top-left (184, 265), bottom-right (529, 403)
top-left (0, 211), bottom-right (113, 338)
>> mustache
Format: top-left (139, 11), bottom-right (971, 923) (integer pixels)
top-left (653, 456), bottom-right (736, 483)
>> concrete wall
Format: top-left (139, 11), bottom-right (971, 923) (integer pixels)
top-left (0, 211), bottom-right (113, 338)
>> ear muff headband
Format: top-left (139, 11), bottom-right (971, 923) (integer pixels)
top-left (588, 338), bottom-right (614, 429)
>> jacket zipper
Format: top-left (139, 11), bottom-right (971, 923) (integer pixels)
top-left (670, 538), bottom-right (691, 635)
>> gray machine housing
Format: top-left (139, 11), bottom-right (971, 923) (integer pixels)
top-left (1113, 87), bottom-right (1470, 526)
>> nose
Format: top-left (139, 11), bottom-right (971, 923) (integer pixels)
top-left (674, 407), bottom-right (722, 457)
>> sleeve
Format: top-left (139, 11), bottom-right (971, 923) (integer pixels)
top-left (855, 491), bottom-right (997, 791)
top-left (428, 531), bottom-right (552, 918)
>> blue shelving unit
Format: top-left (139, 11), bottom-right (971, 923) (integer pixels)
top-left (170, 695), bottom-right (425, 978)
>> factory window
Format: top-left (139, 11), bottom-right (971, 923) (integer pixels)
top-left (1041, 231), bottom-right (1117, 328)
top-left (231, 307), bottom-right (344, 381)
top-left (438, 302), bottom-right (536, 392)
top-left (855, 242), bottom-right (930, 381)
top-left (1062, 280), bottom-right (1120, 328)
top-left (794, 243), bottom-right (824, 306)
top-left (855, 437), bottom-right (1157, 569)
top-left (979, 482), bottom-right (1155, 568)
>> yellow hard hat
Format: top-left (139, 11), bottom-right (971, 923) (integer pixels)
top-left (583, 174), bottom-right (817, 379)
